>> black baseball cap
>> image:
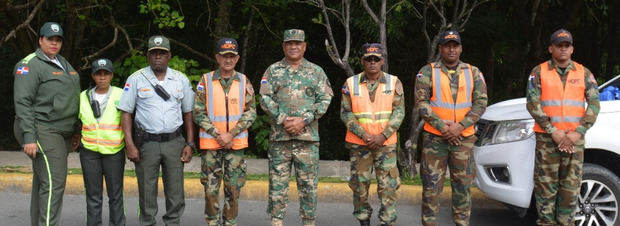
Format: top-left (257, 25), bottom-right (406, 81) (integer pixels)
top-left (40, 22), bottom-right (63, 38)
top-left (361, 43), bottom-right (384, 58)
top-left (216, 38), bottom-right (239, 55)
top-left (439, 30), bottom-right (461, 45)
top-left (91, 58), bottom-right (114, 74)
top-left (550, 29), bottom-right (573, 45)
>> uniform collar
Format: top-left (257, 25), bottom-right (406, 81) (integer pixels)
top-left (276, 58), bottom-right (311, 69)
top-left (546, 59), bottom-right (576, 71)
top-left (146, 67), bottom-right (177, 81)
top-left (359, 71), bottom-right (387, 83)
top-left (212, 69), bottom-right (240, 80)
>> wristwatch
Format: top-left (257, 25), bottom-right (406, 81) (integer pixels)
top-left (185, 142), bottom-right (195, 149)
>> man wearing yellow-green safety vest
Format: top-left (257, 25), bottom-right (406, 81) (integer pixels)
top-left (78, 58), bottom-right (126, 226)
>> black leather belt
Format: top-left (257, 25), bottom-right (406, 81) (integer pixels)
top-left (144, 128), bottom-right (182, 142)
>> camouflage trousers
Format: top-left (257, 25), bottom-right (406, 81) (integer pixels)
top-left (267, 140), bottom-right (319, 225)
top-left (534, 132), bottom-right (584, 226)
top-left (348, 143), bottom-right (401, 225)
top-left (200, 149), bottom-right (247, 226)
top-left (420, 132), bottom-right (476, 226)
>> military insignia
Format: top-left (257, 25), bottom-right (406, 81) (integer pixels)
top-left (261, 76), bottom-right (267, 84)
top-left (230, 98), bottom-right (238, 105)
top-left (52, 71), bottom-right (63, 75)
top-left (69, 71), bottom-right (77, 75)
top-left (479, 72), bottom-right (486, 85)
top-left (124, 83), bottom-right (130, 91)
top-left (305, 87), bottom-right (315, 96)
top-left (140, 88), bottom-right (152, 92)
top-left (341, 85), bottom-right (350, 95)
top-left (154, 37), bottom-right (163, 45)
top-left (197, 82), bottom-right (204, 91)
top-left (98, 59), bottom-right (106, 66)
top-left (395, 82), bottom-right (403, 95)
top-left (246, 84), bottom-right (254, 95)
top-left (16, 66), bottom-right (29, 75)
top-left (528, 74), bottom-right (535, 81)
top-left (416, 72), bottom-right (423, 79)
top-left (51, 24), bottom-right (60, 32)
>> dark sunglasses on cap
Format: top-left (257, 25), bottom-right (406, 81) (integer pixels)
top-left (363, 56), bottom-right (382, 62)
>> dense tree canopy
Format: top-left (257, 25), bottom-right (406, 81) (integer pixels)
top-left (2, 0), bottom-right (619, 163)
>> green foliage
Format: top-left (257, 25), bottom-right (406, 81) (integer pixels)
top-left (139, 0), bottom-right (185, 29)
top-left (249, 107), bottom-right (271, 157)
top-left (112, 50), bottom-right (208, 86)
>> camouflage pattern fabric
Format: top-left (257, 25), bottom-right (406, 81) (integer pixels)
top-left (259, 58), bottom-right (333, 142)
top-left (420, 132), bottom-right (477, 226)
top-left (414, 61), bottom-right (487, 131)
top-left (267, 140), bottom-right (319, 225)
top-left (348, 143), bottom-right (401, 225)
top-left (533, 133), bottom-right (585, 226)
top-left (526, 60), bottom-right (600, 135)
top-left (200, 149), bottom-right (247, 226)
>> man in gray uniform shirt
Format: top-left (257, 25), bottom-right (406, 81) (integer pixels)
top-left (117, 35), bottom-right (195, 226)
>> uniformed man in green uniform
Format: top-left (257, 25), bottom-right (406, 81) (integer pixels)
top-left (78, 58), bottom-right (126, 226)
top-left (341, 43), bottom-right (404, 226)
top-left (194, 38), bottom-right (256, 226)
top-left (13, 22), bottom-right (81, 226)
top-left (260, 29), bottom-right (333, 226)
top-left (414, 30), bottom-right (487, 226)
top-left (117, 35), bottom-right (195, 226)
top-left (526, 29), bottom-right (600, 226)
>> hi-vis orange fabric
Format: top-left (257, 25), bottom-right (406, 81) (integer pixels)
top-left (423, 63), bottom-right (475, 137)
top-left (345, 73), bottom-right (398, 145)
top-left (199, 72), bottom-right (249, 150)
top-left (533, 62), bottom-right (586, 133)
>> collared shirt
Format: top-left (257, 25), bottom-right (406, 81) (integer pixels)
top-left (194, 69), bottom-right (256, 137)
top-left (117, 66), bottom-right (195, 134)
top-left (259, 58), bottom-right (333, 142)
top-left (414, 60), bottom-right (488, 131)
top-left (526, 60), bottom-right (600, 135)
top-left (340, 72), bottom-right (405, 139)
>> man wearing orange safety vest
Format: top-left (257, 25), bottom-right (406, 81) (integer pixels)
top-left (341, 43), bottom-right (404, 226)
top-left (414, 30), bottom-right (488, 226)
top-left (193, 38), bottom-right (256, 226)
top-left (526, 29), bottom-right (600, 226)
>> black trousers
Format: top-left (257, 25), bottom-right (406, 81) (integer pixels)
top-left (79, 148), bottom-right (126, 226)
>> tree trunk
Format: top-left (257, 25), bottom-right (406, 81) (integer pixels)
top-left (213, 0), bottom-right (231, 41)
top-left (240, 8), bottom-right (254, 74)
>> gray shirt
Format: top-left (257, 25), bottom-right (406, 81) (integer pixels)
top-left (117, 66), bottom-right (195, 134)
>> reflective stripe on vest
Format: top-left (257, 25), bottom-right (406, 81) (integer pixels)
top-left (533, 62), bottom-right (586, 133)
top-left (79, 87), bottom-right (125, 154)
top-left (423, 63), bottom-right (476, 137)
top-left (345, 73), bottom-right (398, 145)
top-left (199, 71), bottom-right (249, 150)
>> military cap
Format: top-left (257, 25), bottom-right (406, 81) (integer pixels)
top-left (148, 35), bottom-right (171, 52)
top-left (283, 29), bottom-right (305, 42)
top-left (361, 43), bottom-right (384, 59)
top-left (216, 38), bottom-right (239, 55)
top-left (39, 22), bottom-right (64, 38)
top-left (439, 30), bottom-right (461, 45)
top-left (550, 29), bottom-right (573, 45)
top-left (91, 58), bottom-right (114, 74)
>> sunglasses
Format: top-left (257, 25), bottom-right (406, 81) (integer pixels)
top-left (363, 56), bottom-right (382, 62)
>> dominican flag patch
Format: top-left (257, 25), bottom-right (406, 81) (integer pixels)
top-left (123, 83), bottom-right (130, 91)
top-left (197, 82), bottom-right (204, 91)
top-left (341, 85), bottom-right (350, 95)
top-left (261, 76), bottom-right (267, 84)
top-left (16, 66), bottom-right (29, 75)
top-left (528, 74), bottom-right (535, 81)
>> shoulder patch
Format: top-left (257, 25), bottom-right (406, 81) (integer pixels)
top-left (246, 83), bottom-right (254, 95)
top-left (16, 66), bottom-right (30, 75)
top-left (528, 74), bottom-right (535, 81)
top-left (416, 72), bottom-right (423, 79)
top-left (395, 81), bottom-right (404, 95)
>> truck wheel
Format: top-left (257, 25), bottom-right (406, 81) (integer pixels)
top-left (575, 163), bottom-right (620, 226)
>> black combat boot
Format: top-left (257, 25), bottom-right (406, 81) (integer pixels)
top-left (359, 219), bottom-right (370, 226)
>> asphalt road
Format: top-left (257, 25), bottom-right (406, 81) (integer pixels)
top-left (0, 192), bottom-right (536, 226)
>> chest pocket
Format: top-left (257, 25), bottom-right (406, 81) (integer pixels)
top-left (137, 87), bottom-right (155, 99)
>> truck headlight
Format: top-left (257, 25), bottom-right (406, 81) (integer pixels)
top-left (478, 119), bottom-right (534, 146)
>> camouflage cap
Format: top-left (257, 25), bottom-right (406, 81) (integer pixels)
top-left (550, 29), bottom-right (572, 45)
top-left (283, 29), bottom-right (305, 42)
top-left (39, 22), bottom-right (63, 38)
top-left (148, 35), bottom-right (170, 52)
top-left (439, 30), bottom-right (461, 45)
top-left (91, 58), bottom-right (114, 74)
top-left (216, 38), bottom-right (239, 55)
top-left (361, 43), bottom-right (384, 58)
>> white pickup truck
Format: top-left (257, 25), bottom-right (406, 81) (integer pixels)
top-left (473, 75), bottom-right (620, 226)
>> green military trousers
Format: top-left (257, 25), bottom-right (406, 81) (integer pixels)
top-left (201, 149), bottom-right (247, 226)
top-left (420, 132), bottom-right (477, 226)
top-left (348, 143), bottom-right (400, 225)
top-left (30, 125), bottom-right (72, 226)
top-left (534, 132), bottom-right (585, 226)
top-left (135, 135), bottom-right (186, 226)
top-left (267, 140), bottom-right (319, 225)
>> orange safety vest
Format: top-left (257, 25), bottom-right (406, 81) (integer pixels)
top-left (423, 63), bottom-right (476, 137)
top-left (533, 62), bottom-right (585, 133)
top-left (198, 71), bottom-right (249, 150)
top-left (344, 73), bottom-right (398, 145)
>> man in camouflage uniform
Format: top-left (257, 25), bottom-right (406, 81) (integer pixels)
top-left (414, 30), bottom-right (487, 226)
top-left (194, 38), bottom-right (256, 226)
top-left (341, 43), bottom-right (404, 226)
top-left (259, 29), bottom-right (333, 226)
top-left (526, 29), bottom-right (599, 226)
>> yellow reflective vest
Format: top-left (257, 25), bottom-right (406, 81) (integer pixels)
top-left (79, 87), bottom-right (124, 154)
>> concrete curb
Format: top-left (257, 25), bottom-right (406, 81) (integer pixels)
top-left (0, 173), bottom-right (499, 207)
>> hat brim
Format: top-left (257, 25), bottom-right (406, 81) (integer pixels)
top-left (439, 40), bottom-right (461, 45)
top-left (218, 51), bottom-right (239, 55)
top-left (148, 47), bottom-right (170, 52)
top-left (363, 53), bottom-right (383, 58)
top-left (551, 40), bottom-right (572, 45)
top-left (92, 67), bottom-right (114, 74)
top-left (42, 34), bottom-right (63, 38)
top-left (283, 38), bottom-right (305, 42)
